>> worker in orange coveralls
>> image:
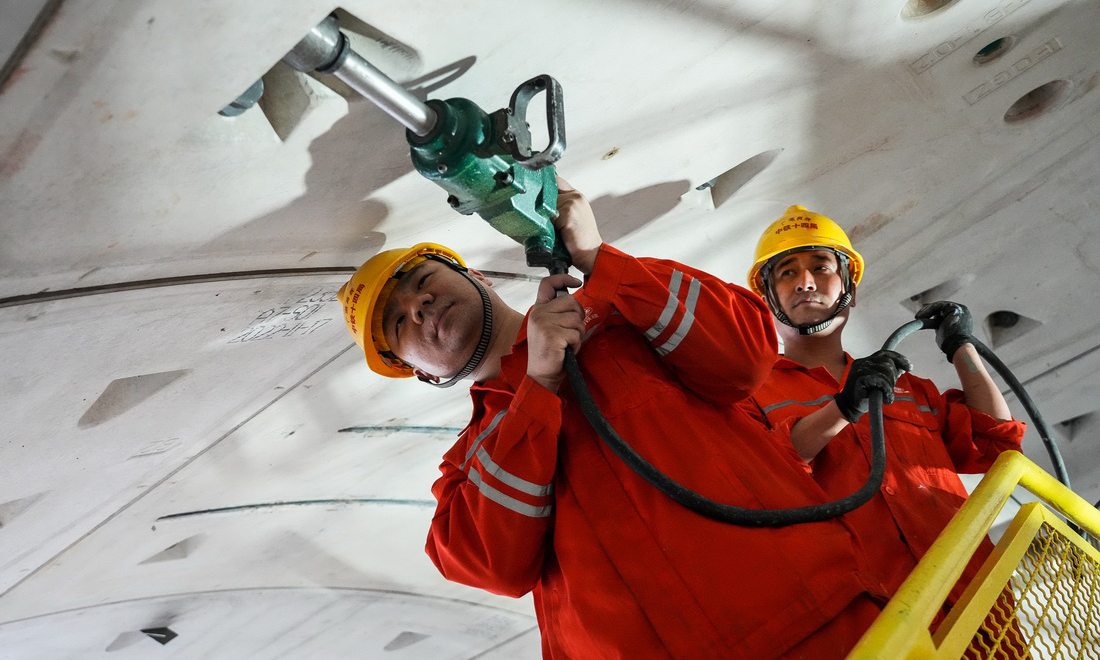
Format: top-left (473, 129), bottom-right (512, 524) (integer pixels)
top-left (745, 206), bottom-right (1027, 645)
top-left (338, 181), bottom-right (899, 659)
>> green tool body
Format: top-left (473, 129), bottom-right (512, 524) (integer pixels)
top-left (408, 78), bottom-right (569, 271)
top-left (282, 16), bottom-right (570, 271)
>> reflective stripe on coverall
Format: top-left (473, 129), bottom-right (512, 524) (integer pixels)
top-left (751, 356), bottom-right (1026, 608)
top-left (426, 245), bottom-right (881, 660)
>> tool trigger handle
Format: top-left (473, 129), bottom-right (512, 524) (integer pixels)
top-left (496, 75), bottom-right (566, 170)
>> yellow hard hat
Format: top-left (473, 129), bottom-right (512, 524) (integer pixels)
top-left (746, 205), bottom-right (864, 296)
top-left (339, 243), bottom-right (466, 378)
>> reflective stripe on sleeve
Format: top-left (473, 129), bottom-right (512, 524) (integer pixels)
top-left (894, 395), bottom-right (938, 415)
top-left (461, 410), bottom-right (507, 469)
top-left (761, 394), bottom-right (835, 416)
top-left (468, 467), bottom-right (553, 518)
top-left (763, 394), bottom-right (939, 418)
top-left (645, 270), bottom-right (684, 341)
top-left (655, 276), bottom-right (701, 356)
top-left (476, 446), bottom-right (554, 497)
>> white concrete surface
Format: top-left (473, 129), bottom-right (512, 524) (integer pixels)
top-left (0, 0), bottom-right (1097, 657)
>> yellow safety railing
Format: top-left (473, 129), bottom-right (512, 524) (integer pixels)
top-left (846, 450), bottom-right (1100, 660)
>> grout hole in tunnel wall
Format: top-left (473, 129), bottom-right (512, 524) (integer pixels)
top-left (900, 0), bottom-right (957, 20)
top-left (899, 274), bottom-right (976, 314)
top-left (140, 534), bottom-right (205, 564)
top-left (141, 627), bottom-right (178, 646)
top-left (1004, 80), bottom-right (1072, 123)
top-left (973, 36), bottom-right (1017, 65)
top-left (0, 491), bottom-right (48, 528)
top-left (695, 149), bottom-right (783, 208)
top-left (984, 309), bottom-right (1042, 349)
top-left (78, 371), bottom-right (191, 429)
top-left (384, 631), bottom-right (431, 651)
top-left (1056, 412), bottom-right (1096, 443)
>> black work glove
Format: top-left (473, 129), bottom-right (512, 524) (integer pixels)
top-left (915, 301), bottom-right (974, 363)
top-left (833, 350), bottom-right (912, 423)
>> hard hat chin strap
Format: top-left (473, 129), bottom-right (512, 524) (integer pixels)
top-left (420, 257), bottom-right (494, 388)
top-left (771, 291), bottom-right (852, 335)
top-left (762, 248), bottom-right (853, 336)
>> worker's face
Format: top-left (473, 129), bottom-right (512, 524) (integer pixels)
top-left (770, 250), bottom-right (846, 326)
top-left (381, 259), bottom-right (490, 381)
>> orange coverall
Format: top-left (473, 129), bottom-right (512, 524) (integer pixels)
top-left (750, 356), bottom-right (1026, 606)
top-left (426, 245), bottom-right (881, 659)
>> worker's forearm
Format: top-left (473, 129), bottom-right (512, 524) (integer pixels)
top-left (583, 245), bottom-right (778, 403)
top-left (788, 401), bottom-right (849, 462)
top-left (952, 344), bottom-right (1012, 421)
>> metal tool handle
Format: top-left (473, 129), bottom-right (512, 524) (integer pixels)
top-left (493, 75), bottom-right (566, 170)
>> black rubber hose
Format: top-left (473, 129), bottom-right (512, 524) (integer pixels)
top-left (968, 337), bottom-right (1085, 540)
top-left (562, 319), bottom-right (930, 527)
top-left (565, 348), bottom-right (885, 526)
top-left (882, 319), bottom-right (932, 352)
top-left (887, 323), bottom-right (1073, 490)
top-left (969, 338), bottom-right (1072, 489)
top-left (568, 311), bottom-right (1085, 532)
top-left (888, 325), bottom-right (1072, 491)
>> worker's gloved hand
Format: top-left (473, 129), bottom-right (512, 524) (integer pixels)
top-left (833, 350), bottom-right (912, 423)
top-left (915, 301), bottom-right (974, 363)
